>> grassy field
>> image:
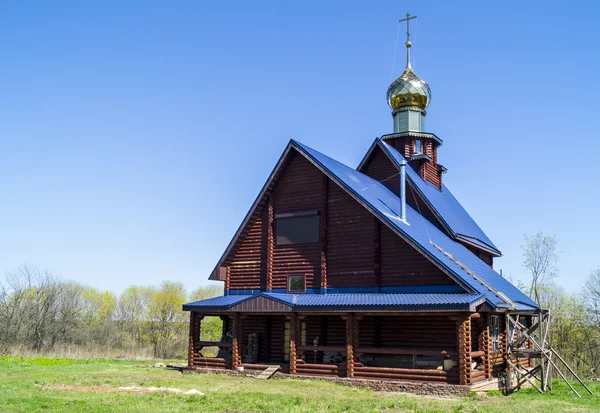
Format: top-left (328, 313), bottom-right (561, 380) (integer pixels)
top-left (0, 356), bottom-right (599, 412)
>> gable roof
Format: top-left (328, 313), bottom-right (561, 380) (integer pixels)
top-left (293, 140), bottom-right (537, 310)
top-left (358, 139), bottom-right (501, 256)
top-left (208, 139), bottom-right (537, 310)
top-left (183, 292), bottom-right (486, 313)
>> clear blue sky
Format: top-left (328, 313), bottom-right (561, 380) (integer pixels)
top-left (0, 1), bottom-right (598, 295)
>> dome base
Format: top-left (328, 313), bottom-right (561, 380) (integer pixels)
top-left (393, 108), bottom-right (426, 133)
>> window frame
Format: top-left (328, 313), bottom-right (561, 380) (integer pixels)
top-left (275, 210), bottom-right (320, 246)
top-left (287, 274), bottom-right (306, 293)
top-left (414, 139), bottom-right (422, 154)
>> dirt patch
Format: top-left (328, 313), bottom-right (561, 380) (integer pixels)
top-left (36, 384), bottom-right (204, 395)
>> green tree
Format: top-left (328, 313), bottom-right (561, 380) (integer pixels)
top-left (146, 281), bottom-right (187, 358)
top-left (117, 285), bottom-right (154, 348)
top-left (190, 284), bottom-right (223, 301)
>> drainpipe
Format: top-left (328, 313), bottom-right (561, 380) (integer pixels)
top-left (399, 159), bottom-right (407, 221)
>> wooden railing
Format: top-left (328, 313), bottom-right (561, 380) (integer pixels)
top-left (296, 345), bottom-right (346, 354)
top-left (354, 347), bottom-right (456, 357)
top-left (296, 359), bottom-right (346, 377)
top-left (194, 341), bottom-right (232, 349)
top-left (352, 347), bottom-right (459, 383)
top-left (294, 346), bottom-right (347, 377)
top-left (191, 356), bottom-right (231, 369)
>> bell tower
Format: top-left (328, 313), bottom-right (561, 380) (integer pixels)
top-left (384, 13), bottom-right (445, 189)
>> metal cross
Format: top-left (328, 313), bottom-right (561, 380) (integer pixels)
top-left (399, 13), bottom-right (417, 44)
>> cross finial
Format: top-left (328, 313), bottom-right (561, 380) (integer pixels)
top-left (399, 13), bottom-right (417, 69)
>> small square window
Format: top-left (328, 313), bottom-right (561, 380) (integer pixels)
top-left (287, 275), bottom-right (305, 293)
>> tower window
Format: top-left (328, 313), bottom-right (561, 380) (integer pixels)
top-left (414, 139), bottom-right (422, 154)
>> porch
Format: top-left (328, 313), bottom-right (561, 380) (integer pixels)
top-left (188, 311), bottom-right (492, 385)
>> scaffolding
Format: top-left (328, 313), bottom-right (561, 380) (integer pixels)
top-left (505, 310), bottom-right (593, 398)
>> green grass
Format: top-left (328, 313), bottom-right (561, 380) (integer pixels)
top-left (0, 356), bottom-right (599, 412)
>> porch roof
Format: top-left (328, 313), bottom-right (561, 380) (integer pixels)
top-left (182, 292), bottom-right (486, 313)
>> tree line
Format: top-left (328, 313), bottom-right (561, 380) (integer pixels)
top-left (520, 232), bottom-right (600, 378)
top-left (0, 264), bottom-right (222, 359)
top-left (1, 233), bottom-right (599, 378)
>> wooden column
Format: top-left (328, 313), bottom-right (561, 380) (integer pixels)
top-left (188, 312), bottom-right (202, 367)
top-left (289, 314), bottom-right (298, 374)
top-left (346, 313), bottom-right (355, 378)
top-left (482, 315), bottom-right (492, 379)
top-left (320, 175), bottom-right (328, 290)
top-left (188, 312), bottom-right (195, 367)
top-left (231, 313), bottom-right (240, 370)
top-left (266, 196), bottom-right (274, 291)
top-left (374, 218), bottom-right (381, 290)
top-left (457, 315), bottom-right (472, 385)
top-left (225, 266), bottom-right (231, 292)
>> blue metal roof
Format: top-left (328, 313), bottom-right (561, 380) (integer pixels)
top-left (293, 140), bottom-right (538, 310)
top-left (376, 139), bottom-right (501, 255)
top-left (265, 292), bottom-right (484, 311)
top-left (183, 295), bottom-right (249, 310)
top-left (183, 292), bottom-right (485, 312)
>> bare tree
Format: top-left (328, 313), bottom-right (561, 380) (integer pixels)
top-left (584, 268), bottom-right (600, 324)
top-left (521, 232), bottom-right (560, 306)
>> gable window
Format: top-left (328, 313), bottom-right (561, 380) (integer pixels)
top-left (275, 211), bottom-right (319, 246)
top-left (287, 275), bottom-right (306, 293)
top-left (490, 315), bottom-right (500, 353)
top-left (414, 139), bottom-right (422, 154)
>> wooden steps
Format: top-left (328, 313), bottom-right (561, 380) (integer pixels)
top-left (256, 365), bottom-right (280, 380)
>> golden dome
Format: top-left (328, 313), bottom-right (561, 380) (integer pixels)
top-left (386, 66), bottom-right (431, 111)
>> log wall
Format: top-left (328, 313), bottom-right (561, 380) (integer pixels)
top-left (357, 315), bottom-right (458, 351)
top-left (326, 182), bottom-right (377, 288)
top-left (380, 225), bottom-right (458, 287)
top-left (272, 154), bottom-right (323, 290)
top-left (228, 207), bottom-right (267, 290)
top-left (224, 147), bottom-right (487, 293)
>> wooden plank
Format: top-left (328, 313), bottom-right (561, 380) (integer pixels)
top-left (256, 365), bottom-right (280, 379)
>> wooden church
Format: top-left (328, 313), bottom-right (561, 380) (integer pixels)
top-left (183, 16), bottom-right (543, 389)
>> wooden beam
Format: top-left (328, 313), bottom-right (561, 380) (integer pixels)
top-left (224, 266), bottom-right (230, 292)
top-left (482, 315), bottom-right (492, 379)
top-left (188, 312), bottom-right (195, 367)
top-left (266, 196), bottom-right (274, 291)
top-left (231, 314), bottom-right (240, 371)
top-left (457, 316), bottom-right (472, 385)
top-left (374, 218), bottom-right (381, 289)
top-left (289, 314), bottom-right (298, 375)
top-left (346, 313), bottom-right (355, 378)
top-left (320, 175), bottom-right (328, 290)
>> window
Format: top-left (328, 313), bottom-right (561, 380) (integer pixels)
top-left (491, 315), bottom-right (500, 353)
top-left (287, 275), bottom-right (306, 293)
top-left (414, 139), bottom-right (422, 154)
top-left (275, 211), bottom-right (319, 245)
